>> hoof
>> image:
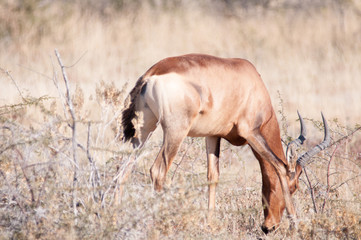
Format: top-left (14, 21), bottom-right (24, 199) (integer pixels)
top-left (261, 225), bottom-right (275, 234)
top-left (131, 138), bottom-right (140, 148)
top-left (152, 177), bottom-right (164, 192)
top-left (154, 182), bottom-right (163, 192)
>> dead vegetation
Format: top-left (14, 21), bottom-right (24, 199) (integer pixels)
top-left (0, 0), bottom-right (360, 239)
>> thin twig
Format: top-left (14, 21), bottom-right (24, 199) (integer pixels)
top-left (54, 50), bottom-right (77, 123)
top-left (86, 122), bottom-right (102, 202)
top-left (321, 144), bottom-right (340, 212)
top-left (330, 126), bottom-right (361, 147)
top-left (277, 90), bottom-right (289, 142)
top-left (0, 67), bottom-right (26, 100)
top-left (14, 148), bottom-right (35, 204)
top-left (51, 56), bottom-right (70, 126)
top-left (63, 50), bottom-right (88, 68)
top-left (101, 150), bottom-right (141, 207)
top-left (171, 138), bottom-right (193, 181)
top-left (54, 49), bottom-right (79, 216)
top-left (331, 174), bottom-right (361, 190)
top-left (35, 166), bottom-right (52, 208)
top-left (15, 64), bottom-right (53, 80)
top-left (303, 167), bottom-right (317, 213)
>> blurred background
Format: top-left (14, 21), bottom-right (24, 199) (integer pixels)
top-left (0, 0), bottom-right (360, 239)
top-left (1, 0), bottom-right (361, 123)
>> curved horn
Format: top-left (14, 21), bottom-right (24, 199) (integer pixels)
top-left (297, 112), bottom-right (331, 167)
top-left (287, 111), bottom-right (307, 147)
top-left (286, 111), bottom-right (307, 166)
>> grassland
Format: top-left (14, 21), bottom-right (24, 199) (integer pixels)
top-left (0, 0), bottom-right (360, 239)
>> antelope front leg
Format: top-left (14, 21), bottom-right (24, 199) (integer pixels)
top-left (206, 136), bottom-right (221, 211)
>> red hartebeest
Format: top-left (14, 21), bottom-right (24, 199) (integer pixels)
top-left (121, 54), bottom-right (330, 233)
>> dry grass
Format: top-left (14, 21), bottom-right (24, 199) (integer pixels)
top-left (0, 0), bottom-right (360, 239)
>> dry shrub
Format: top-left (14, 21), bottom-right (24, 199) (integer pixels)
top-left (0, 71), bottom-right (360, 239)
top-left (0, 1), bottom-right (360, 239)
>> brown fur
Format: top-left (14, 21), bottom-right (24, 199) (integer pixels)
top-left (120, 54), bottom-right (328, 234)
top-left (121, 54), bottom-right (294, 233)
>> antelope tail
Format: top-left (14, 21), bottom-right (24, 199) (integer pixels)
top-left (121, 76), bottom-right (147, 142)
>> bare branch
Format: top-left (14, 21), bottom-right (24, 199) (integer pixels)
top-left (321, 144), bottom-right (340, 212)
top-left (86, 122), bottom-right (102, 202)
top-left (0, 67), bottom-right (26, 101)
top-left (331, 126), bottom-right (361, 147)
top-left (63, 50), bottom-right (88, 68)
top-left (303, 167), bottom-right (317, 213)
top-left (51, 56), bottom-right (70, 125)
top-left (331, 174), bottom-right (361, 191)
top-left (14, 148), bottom-right (35, 204)
top-left (54, 49), bottom-right (77, 123)
top-left (54, 49), bottom-right (79, 216)
top-left (171, 138), bottom-right (194, 181)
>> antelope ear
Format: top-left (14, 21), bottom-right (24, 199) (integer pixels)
top-left (295, 163), bottom-right (303, 179)
top-left (289, 164), bottom-right (303, 194)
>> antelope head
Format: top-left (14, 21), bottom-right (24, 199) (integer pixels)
top-left (286, 112), bottom-right (331, 194)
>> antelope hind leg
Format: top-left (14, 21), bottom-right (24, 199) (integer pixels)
top-left (150, 127), bottom-right (189, 191)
